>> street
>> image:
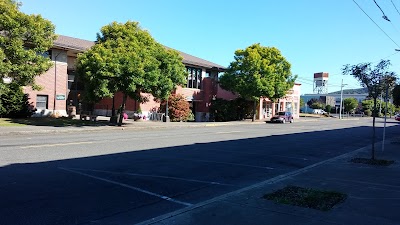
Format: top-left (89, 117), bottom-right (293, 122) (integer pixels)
top-left (0, 118), bottom-right (398, 225)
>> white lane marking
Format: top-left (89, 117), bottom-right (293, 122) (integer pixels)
top-left (136, 142), bottom-right (375, 225)
top-left (216, 131), bottom-right (241, 134)
top-left (166, 157), bottom-right (274, 170)
top-left (68, 168), bottom-right (235, 186)
top-left (21, 141), bottom-right (93, 149)
top-left (59, 167), bottom-right (193, 207)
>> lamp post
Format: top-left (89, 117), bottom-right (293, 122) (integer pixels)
top-left (164, 95), bottom-right (170, 122)
top-left (382, 82), bottom-right (389, 152)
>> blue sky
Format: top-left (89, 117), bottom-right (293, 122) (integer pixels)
top-left (21, 0), bottom-right (400, 94)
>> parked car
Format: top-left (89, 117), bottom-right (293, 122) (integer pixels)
top-left (395, 114), bottom-right (400, 121)
top-left (312, 109), bottom-right (326, 114)
top-left (270, 111), bottom-right (293, 123)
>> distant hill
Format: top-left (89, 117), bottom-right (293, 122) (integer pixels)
top-left (329, 87), bottom-right (368, 95)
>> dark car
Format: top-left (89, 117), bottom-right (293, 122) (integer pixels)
top-left (395, 114), bottom-right (400, 121)
top-left (270, 111), bottom-right (293, 123)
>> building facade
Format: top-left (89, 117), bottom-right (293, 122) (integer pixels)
top-left (301, 93), bottom-right (368, 113)
top-left (24, 35), bottom-right (301, 121)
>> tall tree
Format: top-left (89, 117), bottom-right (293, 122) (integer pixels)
top-left (343, 60), bottom-right (397, 160)
top-left (0, 0), bottom-right (56, 87)
top-left (393, 84), bottom-right (400, 107)
top-left (343, 98), bottom-right (358, 113)
top-left (76, 21), bottom-right (187, 126)
top-left (219, 44), bottom-right (296, 121)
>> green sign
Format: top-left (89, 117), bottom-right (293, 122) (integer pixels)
top-left (56, 94), bottom-right (65, 100)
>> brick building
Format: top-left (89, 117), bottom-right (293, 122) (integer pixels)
top-left (24, 35), bottom-right (301, 121)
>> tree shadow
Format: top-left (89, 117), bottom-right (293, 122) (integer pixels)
top-left (0, 125), bottom-right (398, 224)
top-left (8, 117), bottom-right (111, 127)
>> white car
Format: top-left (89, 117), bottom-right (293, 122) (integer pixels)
top-left (312, 109), bottom-right (326, 114)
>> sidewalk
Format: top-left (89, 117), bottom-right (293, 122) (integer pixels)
top-left (0, 116), bottom-right (319, 136)
top-left (139, 138), bottom-right (400, 225)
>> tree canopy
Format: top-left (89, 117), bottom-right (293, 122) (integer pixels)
top-left (220, 44), bottom-right (296, 102)
top-left (76, 21), bottom-right (187, 125)
top-left (393, 84), bottom-right (400, 107)
top-left (0, 0), bottom-right (56, 87)
top-left (343, 60), bottom-right (397, 100)
top-left (343, 98), bottom-right (358, 113)
top-left (219, 44), bottom-right (296, 120)
top-left (307, 98), bottom-right (325, 109)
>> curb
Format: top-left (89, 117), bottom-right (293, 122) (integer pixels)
top-left (0, 117), bottom-right (330, 136)
top-left (136, 142), bottom-right (375, 225)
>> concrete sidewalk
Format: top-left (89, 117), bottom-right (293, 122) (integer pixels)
top-left (0, 116), bottom-right (320, 136)
top-left (139, 138), bottom-right (400, 225)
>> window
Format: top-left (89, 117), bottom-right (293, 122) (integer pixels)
top-left (68, 74), bottom-right (75, 90)
top-left (39, 50), bottom-right (52, 59)
top-left (185, 67), bottom-right (202, 89)
top-left (36, 95), bottom-right (48, 109)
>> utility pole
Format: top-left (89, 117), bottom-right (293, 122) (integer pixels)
top-left (379, 93), bottom-right (382, 115)
top-left (339, 79), bottom-right (347, 119)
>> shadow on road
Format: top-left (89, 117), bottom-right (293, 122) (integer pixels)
top-left (0, 124), bottom-right (398, 225)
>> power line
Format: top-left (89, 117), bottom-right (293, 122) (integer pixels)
top-left (353, 0), bottom-right (400, 48)
top-left (391, 0), bottom-right (400, 17)
top-left (373, 50), bottom-right (400, 63)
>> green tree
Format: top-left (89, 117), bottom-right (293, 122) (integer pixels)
top-left (343, 98), bottom-right (358, 113)
top-left (307, 98), bottom-right (324, 109)
top-left (0, 82), bottom-right (34, 118)
top-left (310, 101), bottom-right (325, 109)
top-left (325, 105), bottom-right (332, 114)
top-left (219, 44), bottom-right (296, 121)
top-left (0, 0), bottom-right (56, 87)
top-left (76, 21), bottom-right (187, 126)
top-left (343, 60), bottom-right (397, 160)
top-left (393, 84), bottom-right (400, 107)
top-left (361, 99), bottom-right (374, 111)
top-left (300, 98), bottom-right (305, 109)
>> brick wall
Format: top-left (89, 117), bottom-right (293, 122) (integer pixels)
top-left (23, 49), bottom-right (68, 115)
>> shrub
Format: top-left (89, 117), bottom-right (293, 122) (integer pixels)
top-left (0, 83), bottom-right (34, 118)
top-left (325, 105), bottom-right (332, 114)
top-left (364, 109), bottom-right (372, 116)
top-left (160, 94), bottom-right (191, 122)
top-left (209, 97), bottom-right (253, 122)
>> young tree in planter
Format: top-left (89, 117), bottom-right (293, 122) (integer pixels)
top-left (343, 60), bottom-right (397, 159)
top-left (76, 21), bottom-right (187, 126)
top-left (343, 98), bottom-right (358, 114)
top-left (219, 44), bottom-right (296, 121)
top-left (0, 0), bottom-right (56, 87)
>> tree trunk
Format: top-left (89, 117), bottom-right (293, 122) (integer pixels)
top-left (111, 96), bottom-right (115, 117)
top-left (118, 94), bottom-right (127, 127)
top-left (252, 99), bottom-right (257, 122)
top-left (371, 97), bottom-right (377, 160)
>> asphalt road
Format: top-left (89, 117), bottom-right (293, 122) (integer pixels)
top-left (0, 118), bottom-right (398, 225)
